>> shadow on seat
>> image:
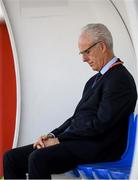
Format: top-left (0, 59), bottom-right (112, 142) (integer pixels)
top-left (73, 113), bottom-right (137, 179)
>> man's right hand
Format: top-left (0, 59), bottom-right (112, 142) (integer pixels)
top-left (33, 135), bottom-right (48, 149)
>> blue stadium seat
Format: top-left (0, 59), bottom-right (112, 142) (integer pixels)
top-left (75, 113), bottom-right (137, 179)
top-left (109, 167), bottom-right (131, 179)
top-left (92, 166), bottom-right (131, 179)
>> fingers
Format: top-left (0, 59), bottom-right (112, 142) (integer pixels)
top-left (41, 135), bottom-right (48, 141)
top-left (33, 136), bottom-right (60, 149)
top-left (33, 135), bottom-right (48, 149)
top-left (44, 138), bottom-right (60, 147)
top-left (36, 144), bottom-right (42, 149)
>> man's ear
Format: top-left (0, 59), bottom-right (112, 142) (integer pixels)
top-left (100, 41), bottom-right (107, 53)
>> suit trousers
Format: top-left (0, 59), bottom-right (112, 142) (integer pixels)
top-left (3, 143), bottom-right (83, 179)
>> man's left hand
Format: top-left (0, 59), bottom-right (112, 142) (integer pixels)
top-left (43, 138), bottom-right (60, 148)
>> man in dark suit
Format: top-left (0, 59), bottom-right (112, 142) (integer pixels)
top-left (3, 24), bottom-right (137, 179)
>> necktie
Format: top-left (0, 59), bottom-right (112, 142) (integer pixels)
top-left (92, 72), bottom-right (102, 88)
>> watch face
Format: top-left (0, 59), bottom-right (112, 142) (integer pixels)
top-left (47, 133), bottom-right (54, 138)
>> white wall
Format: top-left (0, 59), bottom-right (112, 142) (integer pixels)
top-left (3, 0), bottom-right (137, 147)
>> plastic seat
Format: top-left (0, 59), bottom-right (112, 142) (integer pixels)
top-left (92, 115), bottom-right (137, 179)
top-left (92, 166), bottom-right (131, 179)
top-left (75, 113), bottom-right (137, 179)
top-left (92, 168), bottom-right (111, 179)
top-left (109, 167), bottom-right (131, 179)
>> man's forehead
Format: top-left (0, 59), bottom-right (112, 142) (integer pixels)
top-left (79, 33), bottom-right (93, 45)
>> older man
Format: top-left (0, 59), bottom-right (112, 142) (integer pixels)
top-left (3, 24), bottom-right (137, 179)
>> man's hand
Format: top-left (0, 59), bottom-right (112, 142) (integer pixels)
top-left (33, 135), bottom-right (60, 149)
top-left (43, 138), bottom-right (60, 148)
top-left (33, 135), bottom-right (48, 149)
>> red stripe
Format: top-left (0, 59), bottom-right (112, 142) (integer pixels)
top-left (0, 20), bottom-right (16, 177)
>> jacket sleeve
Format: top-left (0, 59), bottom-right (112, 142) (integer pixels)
top-left (49, 117), bottom-right (73, 137)
top-left (49, 77), bottom-right (95, 138)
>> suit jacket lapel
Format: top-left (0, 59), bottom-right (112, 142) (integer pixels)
top-left (74, 76), bottom-right (98, 111)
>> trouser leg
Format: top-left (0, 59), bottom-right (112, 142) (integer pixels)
top-left (3, 144), bottom-right (34, 179)
top-left (28, 143), bottom-right (82, 179)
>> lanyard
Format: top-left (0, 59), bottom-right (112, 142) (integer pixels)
top-left (98, 60), bottom-right (124, 82)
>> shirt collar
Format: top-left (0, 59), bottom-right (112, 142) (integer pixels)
top-left (100, 56), bottom-right (118, 75)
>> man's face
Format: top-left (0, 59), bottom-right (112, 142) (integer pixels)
top-left (78, 34), bottom-right (104, 71)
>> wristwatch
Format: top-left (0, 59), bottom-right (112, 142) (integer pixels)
top-left (47, 133), bottom-right (55, 138)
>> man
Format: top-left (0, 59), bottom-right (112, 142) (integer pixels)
top-left (3, 24), bottom-right (137, 179)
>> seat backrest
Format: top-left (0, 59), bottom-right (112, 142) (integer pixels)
top-left (121, 113), bottom-right (137, 164)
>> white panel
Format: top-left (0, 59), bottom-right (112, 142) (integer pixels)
top-left (20, 0), bottom-right (68, 17)
top-left (3, 0), bottom-right (137, 147)
top-left (0, 3), bottom-right (3, 18)
top-left (20, 0), bottom-right (68, 8)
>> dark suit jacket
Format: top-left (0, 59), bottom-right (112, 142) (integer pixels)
top-left (51, 62), bottom-right (137, 163)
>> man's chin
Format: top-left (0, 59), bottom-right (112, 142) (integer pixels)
top-left (90, 65), bottom-right (96, 71)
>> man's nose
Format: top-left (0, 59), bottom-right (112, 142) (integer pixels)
top-left (82, 54), bottom-right (89, 62)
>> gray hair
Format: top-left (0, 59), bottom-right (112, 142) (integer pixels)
top-left (82, 23), bottom-right (113, 51)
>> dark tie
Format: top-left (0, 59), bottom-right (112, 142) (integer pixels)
top-left (92, 72), bottom-right (102, 88)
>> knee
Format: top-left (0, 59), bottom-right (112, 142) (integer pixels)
top-left (3, 149), bottom-right (14, 165)
top-left (28, 150), bottom-right (51, 179)
top-left (3, 149), bottom-right (12, 161)
top-left (29, 150), bottom-right (44, 166)
top-left (29, 150), bottom-right (39, 165)
top-left (28, 150), bottom-right (45, 174)
top-left (28, 149), bottom-right (51, 170)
